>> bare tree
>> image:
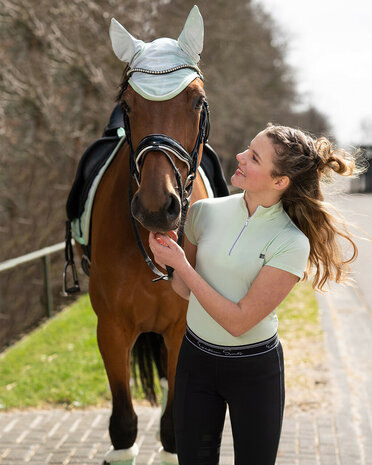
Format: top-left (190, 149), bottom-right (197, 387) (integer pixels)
top-left (0, 0), bottom-right (163, 347)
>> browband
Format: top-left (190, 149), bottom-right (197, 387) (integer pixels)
top-left (127, 64), bottom-right (204, 81)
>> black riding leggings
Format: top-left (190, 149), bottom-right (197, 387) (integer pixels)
top-left (173, 330), bottom-right (285, 465)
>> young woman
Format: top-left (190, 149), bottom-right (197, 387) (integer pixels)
top-left (148, 124), bottom-right (360, 465)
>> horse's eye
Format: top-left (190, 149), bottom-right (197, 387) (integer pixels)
top-left (194, 96), bottom-right (205, 110)
top-left (121, 100), bottom-right (131, 113)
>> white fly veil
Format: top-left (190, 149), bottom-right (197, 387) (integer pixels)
top-left (109, 5), bottom-right (204, 101)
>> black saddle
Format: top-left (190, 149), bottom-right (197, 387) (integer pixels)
top-left (66, 104), bottom-right (229, 223)
top-left (200, 144), bottom-right (230, 198)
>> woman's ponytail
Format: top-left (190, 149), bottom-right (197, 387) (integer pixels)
top-left (315, 137), bottom-right (356, 177)
top-left (265, 124), bottom-right (366, 292)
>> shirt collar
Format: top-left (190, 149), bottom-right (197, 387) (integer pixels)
top-left (239, 192), bottom-right (284, 219)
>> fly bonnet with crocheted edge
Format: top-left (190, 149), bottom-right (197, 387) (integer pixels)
top-left (109, 5), bottom-right (204, 101)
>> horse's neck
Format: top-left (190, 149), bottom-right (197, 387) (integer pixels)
top-left (190, 170), bottom-right (209, 204)
top-left (107, 144), bottom-right (131, 195)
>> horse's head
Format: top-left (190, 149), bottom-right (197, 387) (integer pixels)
top-left (110, 6), bottom-right (208, 233)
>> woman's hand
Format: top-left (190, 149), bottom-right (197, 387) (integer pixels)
top-left (148, 231), bottom-right (187, 270)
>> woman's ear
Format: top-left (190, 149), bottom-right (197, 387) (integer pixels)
top-left (274, 176), bottom-right (290, 191)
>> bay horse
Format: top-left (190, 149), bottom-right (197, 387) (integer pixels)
top-left (89, 7), bottom-right (212, 464)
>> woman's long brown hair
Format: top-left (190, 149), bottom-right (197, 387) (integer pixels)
top-left (265, 124), bottom-right (366, 292)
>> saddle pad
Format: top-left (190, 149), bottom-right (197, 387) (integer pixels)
top-left (66, 133), bottom-right (125, 221)
top-left (71, 136), bottom-right (126, 245)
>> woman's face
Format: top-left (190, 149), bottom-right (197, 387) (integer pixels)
top-left (231, 131), bottom-right (278, 193)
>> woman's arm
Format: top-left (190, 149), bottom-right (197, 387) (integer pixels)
top-left (170, 271), bottom-right (190, 300)
top-left (178, 262), bottom-right (297, 336)
top-left (149, 233), bottom-right (298, 337)
top-left (170, 237), bottom-right (197, 300)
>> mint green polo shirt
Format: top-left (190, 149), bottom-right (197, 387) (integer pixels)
top-left (184, 192), bottom-right (310, 346)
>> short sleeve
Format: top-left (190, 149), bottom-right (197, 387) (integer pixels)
top-left (265, 233), bottom-right (310, 279)
top-left (184, 200), bottom-right (204, 245)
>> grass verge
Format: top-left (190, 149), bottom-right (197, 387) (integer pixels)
top-left (0, 281), bottom-right (322, 410)
top-left (277, 281), bottom-right (329, 413)
top-left (0, 295), bottom-right (109, 410)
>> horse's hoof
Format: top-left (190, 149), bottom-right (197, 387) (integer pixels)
top-left (159, 447), bottom-right (178, 465)
top-left (104, 443), bottom-right (139, 465)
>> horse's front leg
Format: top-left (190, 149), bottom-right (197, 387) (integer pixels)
top-left (159, 325), bottom-right (185, 464)
top-left (96, 316), bottom-right (138, 465)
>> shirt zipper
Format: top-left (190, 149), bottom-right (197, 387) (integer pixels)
top-left (228, 215), bottom-right (251, 256)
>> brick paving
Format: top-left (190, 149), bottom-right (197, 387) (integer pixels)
top-left (0, 407), bottom-right (360, 465)
top-left (1, 193), bottom-right (372, 465)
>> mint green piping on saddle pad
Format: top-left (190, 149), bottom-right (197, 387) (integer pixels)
top-left (71, 129), bottom-right (213, 247)
top-left (71, 129), bottom-right (126, 246)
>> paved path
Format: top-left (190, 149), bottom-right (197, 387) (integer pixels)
top-left (0, 406), bottom-right (360, 465)
top-left (0, 191), bottom-right (371, 465)
top-left (317, 192), bottom-right (372, 465)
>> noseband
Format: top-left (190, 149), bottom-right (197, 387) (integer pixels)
top-left (123, 68), bottom-right (210, 282)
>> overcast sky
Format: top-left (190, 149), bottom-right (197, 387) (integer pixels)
top-left (255, 0), bottom-right (372, 146)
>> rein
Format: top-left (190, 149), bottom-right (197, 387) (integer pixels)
top-left (123, 77), bottom-right (209, 282)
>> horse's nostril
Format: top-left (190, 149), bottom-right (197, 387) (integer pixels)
top-left (166, 194), bottom-right (180, 219)
top-left (131, 194), bottom-right (143, 222)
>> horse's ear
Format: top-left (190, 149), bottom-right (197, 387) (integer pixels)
top-left (109, 18), bottom-right (145, 63)
top-left (177, 5), bottom-right (204, 63)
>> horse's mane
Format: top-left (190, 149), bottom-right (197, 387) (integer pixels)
top-left (116, 64), bottom-right (131, 103)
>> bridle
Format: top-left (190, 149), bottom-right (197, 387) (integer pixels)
top-left (123, 65), bottom-right (210, 282)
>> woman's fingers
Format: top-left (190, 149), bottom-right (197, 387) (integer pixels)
top-left (148, 235), bottom-right (166, 268)
top-left (149, 231), bottom-right (178, 247)
top-left (149, 232), bottom-right (169, 264)
top-left (155, 233), bottom-right (168, 247)
top-left (156, 231), bottom-right (179, 247)
top-left (168, 230), bottom-right (178, 242)
top-left (149, 232), bottom-right (167, 248)
top-left (148, 232), bottom-right (157, 250)
top-left (148, 231), bottom-right (184, 270)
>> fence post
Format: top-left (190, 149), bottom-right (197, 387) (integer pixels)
top-left (42, 255), bottom-right (53, 318)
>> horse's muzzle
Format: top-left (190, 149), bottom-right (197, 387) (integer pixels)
top-left (131, 192), bottom-right (181, 232)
